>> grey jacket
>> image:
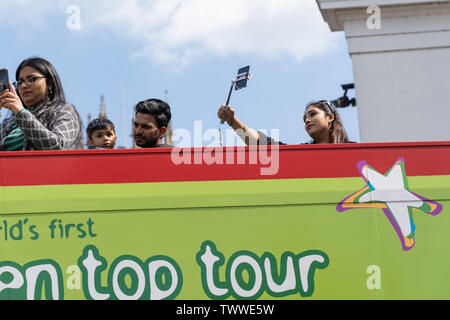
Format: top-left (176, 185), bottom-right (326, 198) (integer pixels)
top-left (0, 103), bottom-right (82, 150)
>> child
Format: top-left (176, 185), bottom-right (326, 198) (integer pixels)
top-left (86, 118), bottom-right (117, 149)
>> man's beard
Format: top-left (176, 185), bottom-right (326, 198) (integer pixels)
top-left (134, 134), bottom-right (159, 148)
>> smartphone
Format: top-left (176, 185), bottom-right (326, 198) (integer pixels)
top-left (0, 68), bottom-right (10, 92)
top-left (234, 65), bottom-right (250, 91)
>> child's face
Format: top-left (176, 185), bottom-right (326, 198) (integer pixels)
top-left (88, 127), bottom-right (117, 149)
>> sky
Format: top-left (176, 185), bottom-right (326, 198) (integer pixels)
top-left (0, 0), bottom-right (360, 148)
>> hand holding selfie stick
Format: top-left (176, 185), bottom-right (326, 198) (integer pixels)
top-left (221, 66), bottom-right (252, 124)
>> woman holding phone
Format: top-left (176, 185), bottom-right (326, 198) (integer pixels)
top-left (0, 57), bottom-right (82, 150)
top-left (217, 99), bottom-right (352, 145)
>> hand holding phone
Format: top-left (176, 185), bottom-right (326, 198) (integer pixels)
top-left (0, 69), bottom-right (24, 115)
top-left (0, 68), bottom-right (10, 92)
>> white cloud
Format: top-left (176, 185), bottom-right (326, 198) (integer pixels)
top-left (3, 0), bottom-right (340, 68)
top-left (2, 0), bottom-right (58, 27)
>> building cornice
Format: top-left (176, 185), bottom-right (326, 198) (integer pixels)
top-left (317, 0), bottom-right (450, 31)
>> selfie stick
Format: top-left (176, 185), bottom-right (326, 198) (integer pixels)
top-left (221, 83), bottom-right (235, 124)
top-left (221, 66), bottom-right (252, 124)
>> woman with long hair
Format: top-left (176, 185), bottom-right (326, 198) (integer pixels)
top-left (0, 57), bottom-right (82, 150)
top-left (217, 99), bottom-right (352, 145)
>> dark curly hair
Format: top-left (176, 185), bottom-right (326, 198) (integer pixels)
top-left (135, 99), bottom-right (171, 129)
top-left (86, 118), bottom-right (115, 139)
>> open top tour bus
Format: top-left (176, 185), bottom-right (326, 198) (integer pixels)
top-left (0, 141), bottom-right (448, 300)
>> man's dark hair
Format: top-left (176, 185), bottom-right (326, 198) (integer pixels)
top-left (86, 118), bottom-right (115, 139)
top-left (135, 99), bottom-right (171, 129)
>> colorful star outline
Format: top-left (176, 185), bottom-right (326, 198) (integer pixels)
top-left (336, 157), bottom-right (443, 251)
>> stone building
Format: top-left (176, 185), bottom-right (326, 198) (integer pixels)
top-left (317, 0), bottom-right (450, 142)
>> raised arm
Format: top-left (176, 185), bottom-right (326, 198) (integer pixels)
top-left (217, 104), bottom-right (259, 146)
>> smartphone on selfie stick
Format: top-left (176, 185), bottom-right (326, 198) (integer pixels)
top-left (221, 65), bottom-right (252, 124)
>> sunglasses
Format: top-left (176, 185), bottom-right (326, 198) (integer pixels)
top-left (306, 100), bottom-right (336, 116)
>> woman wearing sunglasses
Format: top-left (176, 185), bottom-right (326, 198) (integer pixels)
top-left (0, 57), bottom-right (82, 150)
top-left (217, 100), bottom-right (351, 145)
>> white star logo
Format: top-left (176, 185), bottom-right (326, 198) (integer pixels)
top-left (337, 158), bottom-right (442, 251)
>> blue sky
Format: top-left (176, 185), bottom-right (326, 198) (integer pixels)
top-left (1, 0), bottom-right (360, 148)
